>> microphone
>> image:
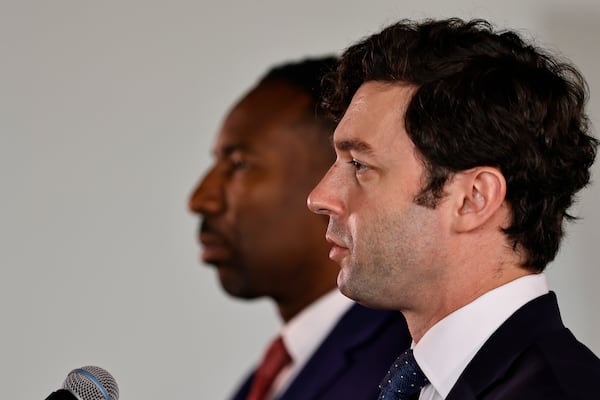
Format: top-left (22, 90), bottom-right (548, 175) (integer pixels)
top-left (45, 366), bottom-right (119, 400)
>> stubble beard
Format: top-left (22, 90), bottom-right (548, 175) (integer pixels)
top-left (343, 202), bottom-right (438, 310)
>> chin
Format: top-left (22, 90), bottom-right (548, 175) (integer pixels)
top-left (215, 270), bottom-right (242, 296)
top-left (218, 278), bottom-right (261, 300)
top-left (337, 278), bottom-right (381, 310)
top-left (220, 282), bottom-right (260, 300)
top-left (337, 279), bottom-right (356, 302)
top-left (226, 290), bottom-right (261, 300)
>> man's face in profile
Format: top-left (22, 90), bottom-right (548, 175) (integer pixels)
top-left (308, 82), bottom-right (445, 311)
top-left (189, 81), bottom-right (334, 302)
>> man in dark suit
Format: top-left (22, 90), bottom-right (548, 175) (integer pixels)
top-left (308, 19), bottom-right (600, 399)
top-left (189, 57), bottom-right (410, 399)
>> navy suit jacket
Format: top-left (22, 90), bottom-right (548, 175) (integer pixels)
top-left (446, 292), bottom-right (600, 399)
top-left (230, 303), bottom-right (410, 400)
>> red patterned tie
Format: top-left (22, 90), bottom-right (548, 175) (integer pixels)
top-left (247, 336), bottom-right (291, 400)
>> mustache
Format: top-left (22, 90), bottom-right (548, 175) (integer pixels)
top-left (199, 220), bottom-right (213, 234)
top-left (326, 219), bottom-right (352, 248)
top-left (199, 219), bottom-right (229, 241)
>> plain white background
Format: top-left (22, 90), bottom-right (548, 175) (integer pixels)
top-left (1, 1), bottom-right (598, 398)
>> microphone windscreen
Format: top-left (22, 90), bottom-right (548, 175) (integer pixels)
top-left (62, 366), bottom-right (119, 400)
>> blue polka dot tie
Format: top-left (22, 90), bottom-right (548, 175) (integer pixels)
top-left (378, 349), bottom-right (429, 400)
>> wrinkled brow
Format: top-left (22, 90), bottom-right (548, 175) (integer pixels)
top-left (335, 139), bottom-right (374, 154)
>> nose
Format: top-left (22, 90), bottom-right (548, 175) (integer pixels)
top-left (307, 164), bottom-right (344, 217)
top-left (188, 167), bottom-right (224, 216)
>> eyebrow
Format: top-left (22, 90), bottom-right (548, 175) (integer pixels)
top-left (212, 143), bottom-right (249, 158)
top-left (334, 138), bottom-right (374, 154)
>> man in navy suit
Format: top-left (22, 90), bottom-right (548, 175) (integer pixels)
top-left (308, 19), bottom-right (600, 399)
top-left (189, 57), bottom-right (410, 399)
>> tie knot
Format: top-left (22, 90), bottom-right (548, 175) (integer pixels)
top-left (378, 349), bottom-right (429, 400)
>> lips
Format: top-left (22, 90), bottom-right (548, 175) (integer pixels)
top-left (326, 234), bottom-right (349, 263)
top-left (198, 229), bottom-right (232, 264)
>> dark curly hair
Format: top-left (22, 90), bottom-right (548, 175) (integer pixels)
top-left (324, 18), bottom-right (598, 272)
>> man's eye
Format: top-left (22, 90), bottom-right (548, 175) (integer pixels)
top-left (349, 159), bottom-right (369, 173)
top-left (229, 152), bottom-right (250, 171)
top-left (231, 159), bottom-right (250, 170)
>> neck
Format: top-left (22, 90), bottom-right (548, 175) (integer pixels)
top-left (406, 266), bottom-right (532, 343)
top-left (275, 285), bottom-right (337, 323)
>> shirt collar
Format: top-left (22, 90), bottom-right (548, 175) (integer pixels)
top-left (413, 273), bottom-right (549, 398)
top-left (280, 289), bottom-right (354, 372)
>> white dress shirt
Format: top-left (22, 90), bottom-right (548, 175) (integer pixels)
top-left (267, 289), bottom-right (354, 399)
top-left (414, 273), bottom-right (549, 400)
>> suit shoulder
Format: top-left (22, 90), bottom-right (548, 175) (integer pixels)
top-left (534, 328), bottom-right (600, 384)
top-left (337, 304), bottom-right (410, 342)
top-left (484, 329), bottom-right (600, 399)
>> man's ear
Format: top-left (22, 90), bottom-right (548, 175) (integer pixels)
top-left (450, 167), bottom-right (507, 232)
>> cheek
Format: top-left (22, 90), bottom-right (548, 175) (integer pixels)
top-left (346, 191), bottom-right (376, 234)
top-left (347, 213), bottom-right (360, 242)
top-left (231, 190), bottom-right (294, 243)
top-left (349, 199), bottom-right (397, 260)
top-left (226, 176), bottom-right (282, 215)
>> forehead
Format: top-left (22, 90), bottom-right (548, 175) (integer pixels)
top-left (333, 81), bottom-right (416, 153)
top-left (213, 81), bottom-right (312, 153)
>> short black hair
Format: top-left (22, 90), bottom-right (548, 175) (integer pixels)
top-left (259, 56), bottom-right (339, 131)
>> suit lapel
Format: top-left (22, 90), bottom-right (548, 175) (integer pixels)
top-left (445, 292), bottom-right (565, 400)
top-left (229, 372), bottom-right (253, 400)
top-left (279, 304), bottom-right (401, 399)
